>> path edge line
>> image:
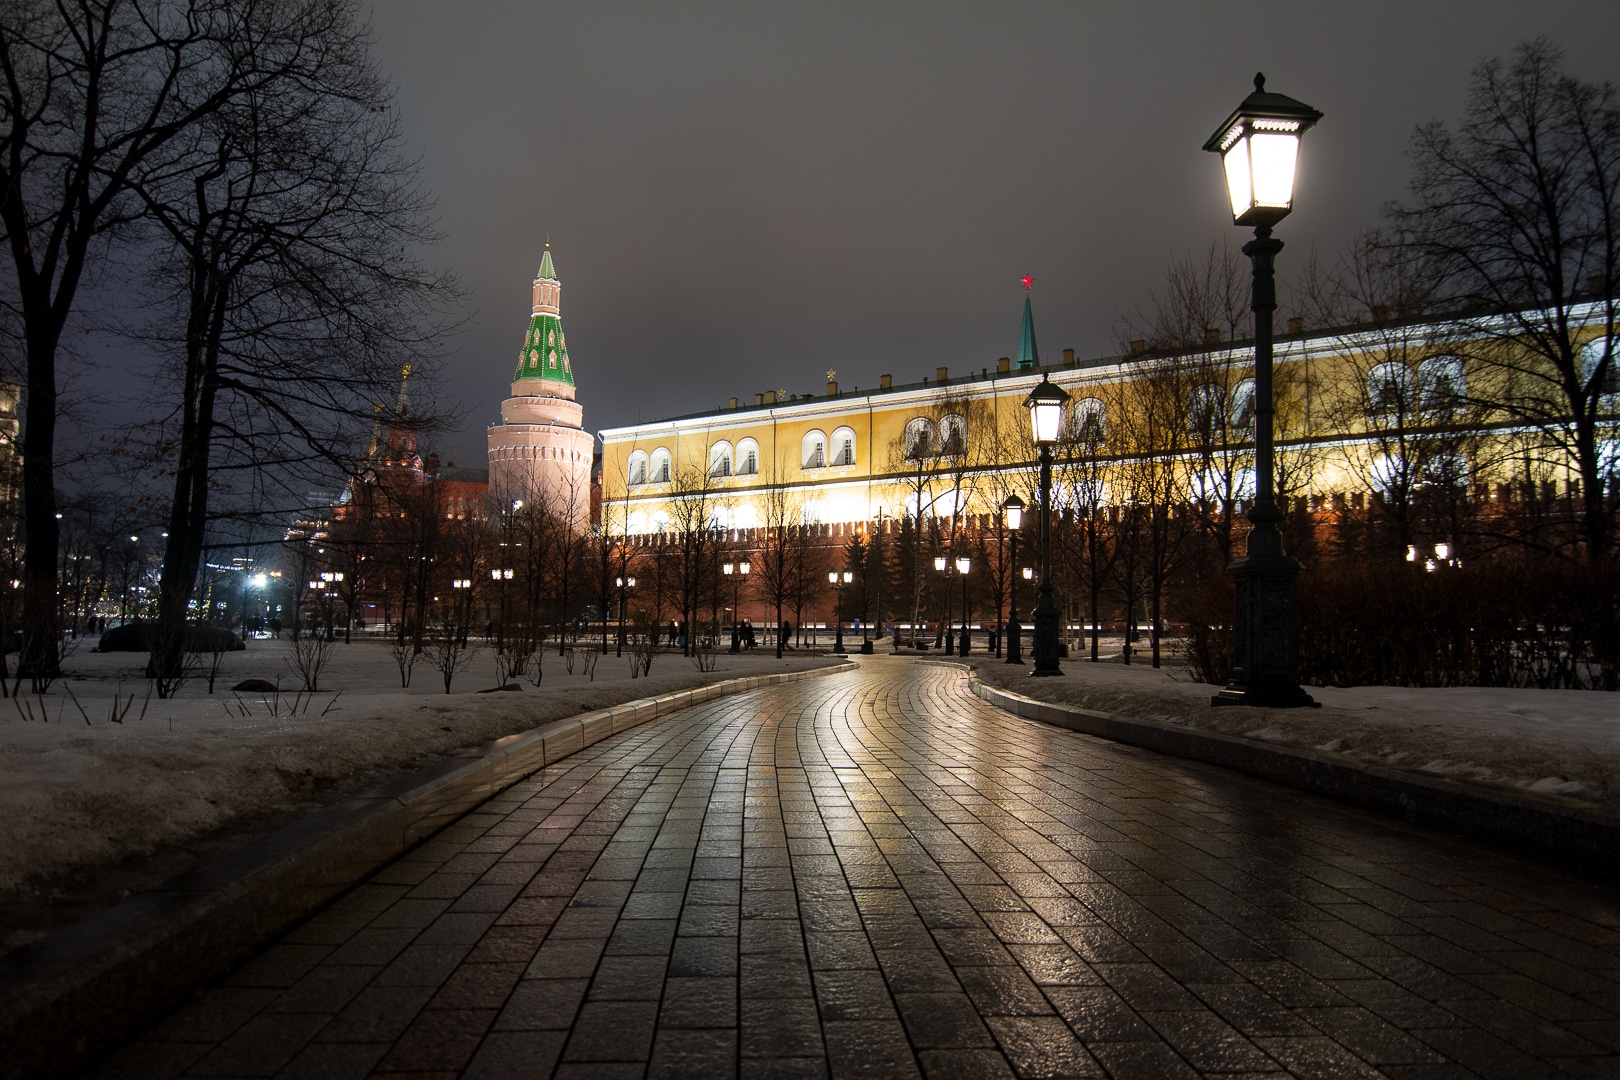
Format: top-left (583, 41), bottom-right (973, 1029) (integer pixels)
top-left (0, 661), bottom-right (849, 1079)
top-left (968, 672), bottom-right (1620, 871)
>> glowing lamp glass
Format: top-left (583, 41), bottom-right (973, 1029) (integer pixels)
top-left (1022, 567), bottom-right (1034, 581)
top-left (1024, 377), bottom-right (1070, 446)
top-left (955, 557), bottom-right (970, 575)
top-left (740, 561), bottom-right (750, 574)
top-left (934, 556), bottom-right (947, 572)
top-left (1003, 494), bottom-right (1024, 531)
top-left (828, 571), bottom-right (838, 584)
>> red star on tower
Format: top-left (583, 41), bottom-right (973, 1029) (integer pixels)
top-left (1021, 275), bottom-right (1034, 291)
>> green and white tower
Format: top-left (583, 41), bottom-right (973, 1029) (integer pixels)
top-left (487, 244), bottom-right (594, 521)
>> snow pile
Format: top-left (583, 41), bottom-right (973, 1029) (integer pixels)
top-left (969, 655), bottom-right (1620, 805)
top-left (0, 639), bottom-right (835, 949)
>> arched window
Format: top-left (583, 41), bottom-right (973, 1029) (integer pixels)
top-left (1417, 356), bottom-right (1466, 414)
top-left (1370, 453), bottom-right (1408, 496)
top-left (736, 438), bottom-right (759, 476)
top-left (1231, 378), bottom-right (1256, 429)
top-left (938, 414), bottom-right (966, 457)
top-left (1188, 384), bottom-right (1223, 435)
top-left (1188, 466), bottom-right (1256, 503)
top-left (904, 418), bottom-right (935, 460)
top-left (831, 427), bottom-right (857, 466)
top-left (1368, 363), bottom-right (1414, 417)
top-left (802, 430), bottom-right (827, 470)
top-left (1069, 397), bottom-right (1106, 445)
top-left (709, 440), bottom-right (733, 479)
top-left (650, 447), bottom-right (671, 484)
top-left (1580, 336), bottom-right (1619, 400)
top-left (627, 450), bottom-right (649, 487)
top-left (1421, 451), bottom-right (1469, 490)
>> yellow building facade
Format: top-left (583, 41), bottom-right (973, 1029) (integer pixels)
top-left (598, 304), bottom-right (1617, 538)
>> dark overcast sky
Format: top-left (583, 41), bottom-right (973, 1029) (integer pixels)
top-left (358, 1), bottom-right (1620, 467)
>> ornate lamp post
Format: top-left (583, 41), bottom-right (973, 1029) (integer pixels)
top-left (1003, 495), bottom-right (1025, 664)
top-left (1204, 73), bottom-right (1321, 708)
top-left (1025, 376), bottom-right (1069, 676)
top-left (828, 570), bottom-right (851, 654)
top-left (724, 562), bottom-right (740, 652)
top-left (490, 567), bottom-right (512, 650)
top-left (615, 575), bottom-right (636, 656)
top-left (934, 554), bottom-right (952, 653)
top-left (955, 555), bottom-right (970, 656)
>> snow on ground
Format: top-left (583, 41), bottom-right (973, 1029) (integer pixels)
top-left (0, 637), bottom-right (836, 950)
top-left (968, 650), bottom-right (1620, 806)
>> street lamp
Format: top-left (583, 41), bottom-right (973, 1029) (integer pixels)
top-left (934, 553), bottom-right (952, 653)
top-left (1003, 495), bottom-right (1025, 664)
top-left (829, 570), bottom-right (852, 654)
top-left (955, 555), bottom-right (970, 657)
top-left (1025, 376), bottom-right (1069, 676)
top-left (615, 575), bottom-right (636, 655)
top-left (1205, 73), bottom-right (1321, 708)
top-left (491, 567), bottom-right (513, 650)
top-left (724, 562), bottom-right (741, 652)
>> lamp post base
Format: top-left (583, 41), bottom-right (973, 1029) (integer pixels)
top-left (1210, 551), bottom-right (1318, 708)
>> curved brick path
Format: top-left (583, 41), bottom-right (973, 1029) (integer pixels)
top-left (96, 658), bottom-right (1620, 1078)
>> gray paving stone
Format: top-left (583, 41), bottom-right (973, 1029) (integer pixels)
top-left (91, 660), bottom-right (1620, 1079)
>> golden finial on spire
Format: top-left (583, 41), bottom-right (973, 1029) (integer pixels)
top-left (826, 369), bottom-right (837, 381)
top-left (400, 364), bottom-right (412, 383)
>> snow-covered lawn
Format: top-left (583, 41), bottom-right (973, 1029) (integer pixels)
top-left (0, 636), bottom-right (836, 951)
top-left (968, 652), bottom-right (1620, 805)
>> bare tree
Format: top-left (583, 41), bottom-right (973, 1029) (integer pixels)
top-left (1386, 38), bottom-right (1620, 561)
top-left (129, 1), bottom-right (454, 689)
top-left (0, 0), bottom-right (355, 686)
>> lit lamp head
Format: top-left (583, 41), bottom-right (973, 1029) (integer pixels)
top-left (723, 562), bottom-right (735, 576)
top-left (934, 555), bottom-right (947, 573)
top-left (1024, 376), bottom-right (1070, 446)
top-left (842, 571), bottom-right (853, 584)
top-left (1203, 73), bottom-right (1321, 228)
top-left (1002, 494), bottom-right (1025, 531)
top-left (955, 556), bottom-right (970, 575)
top-left (1022, 566), bottom-right (1034, 581)
top-left (828, 571), bottom-right (838, 585)
top-left (740, 561), bottom-right (750, 575)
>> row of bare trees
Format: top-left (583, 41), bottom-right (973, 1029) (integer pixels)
top-left (0, 0), bottom-right (456, 692)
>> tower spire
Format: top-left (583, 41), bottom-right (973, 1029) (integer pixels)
top-left (515, 244), bottom-right (574, 387)
top-left (1017, 277), bottom-right (1040, 372)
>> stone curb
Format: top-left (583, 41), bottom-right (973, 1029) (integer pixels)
top-left (0, 662), bottom-right (849, 1079)
top-left (968, 672), bottom-right (1620, 872)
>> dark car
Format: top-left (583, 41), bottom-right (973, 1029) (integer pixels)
top-left (96, 622), bottom-right (245, 653)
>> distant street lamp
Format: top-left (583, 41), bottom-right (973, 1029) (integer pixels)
top-left (1204, 73), bottom-right (1321, 708)
top-left (934, 554), bottom-right (952, 653)
top-left (955, 555), bottom-right (970, 657)
top-left (1003, 495), bottom-right (1025, 664)
top-left (828, 569), bottom-right (852, 654)
top-left (491, 567), bottom-right (513, 650)
top-left (1025, 376), bottom-right (1069, 676)
top-left (723, 561), bottom-right (747, 652)
top-left (615, 575), bottom-right (636, 656)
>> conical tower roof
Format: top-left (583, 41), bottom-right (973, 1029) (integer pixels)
top-left (514, 243), bottom-right (574, 388)
top-left (1017, 278), bottom-right (1040, 371)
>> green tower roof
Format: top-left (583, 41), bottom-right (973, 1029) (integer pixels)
top-left (514, 245), bottom-right (573, 385)
top-left (1017, 291), bottom-right (1040, 371)
top-left (514, 312), bottom-right (573, 386)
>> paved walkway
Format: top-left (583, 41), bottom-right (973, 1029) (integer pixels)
top-left (95, 658), bottom-right (1620, 1078)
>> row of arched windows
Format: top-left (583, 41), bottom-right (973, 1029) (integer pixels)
top-left (627, 429), bottom-right (864, 487)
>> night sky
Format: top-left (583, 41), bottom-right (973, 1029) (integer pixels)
top-left (351, 3), bottom-right (1616, 466)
